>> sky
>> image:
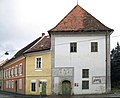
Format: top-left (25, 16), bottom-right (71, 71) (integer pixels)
top-left (0, 0), bottom-right (120, 60)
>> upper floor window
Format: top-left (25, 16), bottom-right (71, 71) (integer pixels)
top-left (19, 64), bottom-right (22, 75)
top-left (70, 42), bottom-right (77, 52)
top-left (7, 70), bottom-right (9, 78)
top-left (82, 69), bottom-right (89, 78)
top-left (91, 42), bottom-right (98, 52)
top-left (9, 69), bottom-right (11, 78)
top-left (15, 66), bottom-right (18, 76)
top-left (11, 67), bottom-right (14, 77)
top-left (35, 57), bottom-right (42, 69)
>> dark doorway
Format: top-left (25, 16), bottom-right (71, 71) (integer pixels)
top-left (15, 80), bottom-right (17, 92)
top-left (62, 80), bottom-right (71, 95)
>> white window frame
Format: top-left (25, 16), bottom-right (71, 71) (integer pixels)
top-left (19, 63), bottom-right (22, 76)
top-left (8, 68), bottom-right (11, 78)
top-left (8, 80), bottom-right (11, 88)
top-left (7, 69), bottom-right (9, 78)
top-left (91, 42), bottom-right (98, 52)
top-left (6, 81), bottom-right (8, 88)
top-left (13, 67), bottom-right (15, 75)
top-left (15, 65), bottom-right (18, 76)
top-left (11, 67), bottom-right (14, 77)
top-left (19, 79), bottom-right (22, 89)
top-left (4, 70), bottom-right (6, 78)
top-left (31, 80), bottom-right (36, 92)
top-left (12, 80), bottom-right (14, 88)
top-left (35, 56), bottom-right (42, 70)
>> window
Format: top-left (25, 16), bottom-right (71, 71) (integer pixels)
top-left (6, 81), bottom-right (8, 88)
top-left (35, 57), bottom-right (42, 69)
top-left (4, 70), bottom-right (6, 78)
top-left (82, 81), bottom-right (89, 89)
top-left (13, 67), bottom-right (15, 75)
top-left (91, 42), bottom-right (98, 52)
top-left (8, 80), bottom-right (11, 88)
top-left (9, 69), bottom-right (10, 78)
top-left (31, 82), bottom-right (36, 92)
top-left (19, 64), bottom-right (22, 75)
top-left (82, 69), bottom-right (89, 78)
top-left (70, 42), bottom-right (77, 52)
top-left (11, 68), bottom-right (14, 77)
top-left (15, 66), bottom-right (18, 76)
top-left (12, 80), bottom-right (14, 88)
top-left (19, 79), bottom-right (22, 89)
top-left (7, 70), bottom-right (9, 78)
top-left (10, 68), bottom-right (12, 77)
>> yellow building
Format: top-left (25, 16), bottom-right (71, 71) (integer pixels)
top-left (25, 51), bottom-right (51, 95)
top-left (24, 34), bottom-right (51, 95)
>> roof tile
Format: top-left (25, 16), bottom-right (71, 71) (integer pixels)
top-left (49, 5), bottom-right (113, 32)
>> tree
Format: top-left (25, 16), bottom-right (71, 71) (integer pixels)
top-left (111, 42), bottom-right (120, 88)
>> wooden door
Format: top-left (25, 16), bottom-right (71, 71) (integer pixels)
top-left (62, 80), bottom-right (71, 95)
top-left (41, 82), bottom-right (46, 96)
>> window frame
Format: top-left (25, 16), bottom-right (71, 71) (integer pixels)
top-left (82, 81), bottom-right (89, 90)
top-left (19, 63), bottom-right (22, 75)
top-left (12, 80), bottom-right (14, 89)
top-left (19, 79), bottom-right (22, 89)
top-left (70, 42), bottom-right (77, 53)
top-left (31, 80), bottom-right (36, 92)
top-left (15, 65), bottom-right (18, 76)
top-left (6, 81), bottom-right (8, 88)
top-left (91, 42), bottom-right (98, 52)
top-left (35, 56), bottom-right (42, 70)
top-left (82, 69), bottom-right (89, 78)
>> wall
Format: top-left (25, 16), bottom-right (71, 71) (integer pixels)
top-left (25, 51), bottom-right (51, 95)
top-left (0, 69), bottom-right (3, 90)
top-left (3, 57), bottom-right (26, 94)
top-left (52, 33), bottom-right (107, 94)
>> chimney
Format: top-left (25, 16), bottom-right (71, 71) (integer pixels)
top-left (42, 33), bottom-right (45, 36)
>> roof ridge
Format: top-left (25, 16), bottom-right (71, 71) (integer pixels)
top-left (48, 5), bottom-right (78, 32)
top-left (48, 4), bottom-right (114, 33)
top-left (24, 35), bottom-right (46, 53)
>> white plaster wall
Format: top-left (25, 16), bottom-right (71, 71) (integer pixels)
top-left (54, 34), bottom-right (106, 94)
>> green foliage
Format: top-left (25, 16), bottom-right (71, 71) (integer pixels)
top-left (111, 42), bottom-right (120, 88)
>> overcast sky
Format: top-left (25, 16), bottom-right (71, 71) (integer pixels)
top-left (0, 0), bottom-right (120, 60)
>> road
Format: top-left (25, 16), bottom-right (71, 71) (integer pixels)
top-left (0, 92), bottom-right (120, 98)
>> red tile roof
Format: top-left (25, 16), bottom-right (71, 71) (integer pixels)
top-left (14, 36), bottom-right (42, 57)
top-left (14, 35), bottom-right (51, 57)
top-left (48, 5), bottom-right (114, 33)
top-left (3, 35), bottom-right (51, 66)
top-left (25, 35), bottom-right (51, 53)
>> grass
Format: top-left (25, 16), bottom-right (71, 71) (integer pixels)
top-left (112, 88), bottom-right (120, 92)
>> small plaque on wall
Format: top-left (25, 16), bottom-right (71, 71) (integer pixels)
top-left (92, 76), bottom-right (105, 84)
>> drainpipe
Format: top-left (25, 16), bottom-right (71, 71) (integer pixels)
top-left (105, 31), bottom-right (113, 93)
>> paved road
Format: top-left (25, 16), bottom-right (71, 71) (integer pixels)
top-left (0, 92), bottom-right (120, 98)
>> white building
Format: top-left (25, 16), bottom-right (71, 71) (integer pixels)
top-left (48, 5), bottom-right (114, 95)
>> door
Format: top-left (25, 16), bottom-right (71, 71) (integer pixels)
top-left (15, 81), bottom-right (17, 92)
top-left (41, 82), bottom-right (46, 96)
top-left (62, 80), bottom-right (71, 95)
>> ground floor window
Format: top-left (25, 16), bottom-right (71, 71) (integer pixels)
top-left (6, 81), bottom-right (8, 88)
top-left (82, 81), bottom-right (89, 89)
top-left (31, 82), bottom-right (36, 92)
top-left (19, 79), bottom-right (22, 89)
top-left (12, 80), bottom-right (14, 88)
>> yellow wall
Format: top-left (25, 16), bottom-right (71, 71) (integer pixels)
top-left (25, 51), bottom-right (51, 95)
